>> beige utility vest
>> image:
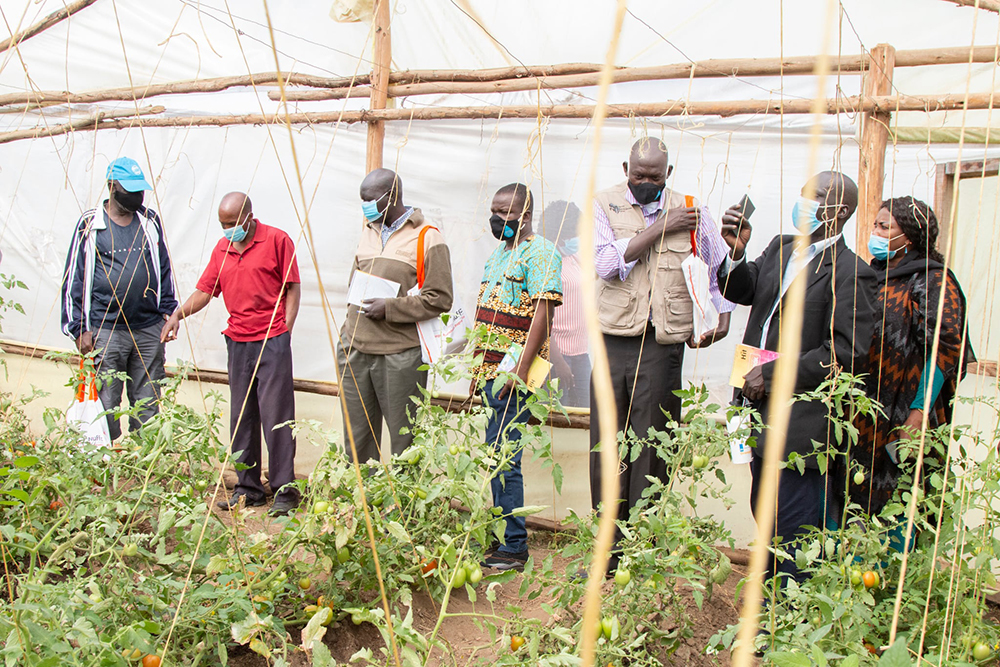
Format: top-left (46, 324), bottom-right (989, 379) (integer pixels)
top-left (595, 182), bottom-right (695, 344)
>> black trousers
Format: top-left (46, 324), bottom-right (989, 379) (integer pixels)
top-left (589, 329), bottom-right (684, 526)
top-left (226, 332), bottom-right (297, 499)
top-left (749, 454), bottom-right (838, 584)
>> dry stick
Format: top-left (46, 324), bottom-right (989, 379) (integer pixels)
top-left (887, 1), bottom-right (983, 647)
top-left (0, 0), bottom-right (98, 54)
top-left (0, 105), bottom-right (163, 143)
top-left (941, 0), bottom-right (1000, 11)
top-left (5, 93), bottom-right (1000, 145)
top-left (576, 1), bottom-right (628, 665)
top-left (258, 3), bottom-right (402, 666)
top-left (731, 0), bottom-right (838, 664)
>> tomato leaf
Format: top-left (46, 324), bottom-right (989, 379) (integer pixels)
top-left (879, 637), bottom-right (913, 666)
top-left (301, 607), bottom-right (331, 650)
top-left (766, 652), bottom-right (812, 667)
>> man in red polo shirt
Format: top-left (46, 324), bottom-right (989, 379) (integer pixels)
top-left (161, 192), bottom-right (301, 516)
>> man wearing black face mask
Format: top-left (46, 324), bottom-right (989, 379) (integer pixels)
top-left (590, 138), bottom-right (736, 574)
top-left (60, 157), bottom-right (178, 440)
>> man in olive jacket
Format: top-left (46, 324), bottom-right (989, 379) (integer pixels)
top-left (338, 169), bottom-right (453, 463)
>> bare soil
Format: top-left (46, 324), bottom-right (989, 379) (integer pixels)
top-left (219, 495), bottom-right (746, 667)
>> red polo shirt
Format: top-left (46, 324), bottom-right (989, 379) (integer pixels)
top-left (196, 220), bottom-right (301, 342)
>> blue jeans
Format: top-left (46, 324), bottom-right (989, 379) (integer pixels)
top-left (483, 379), bottom-right (529, 554)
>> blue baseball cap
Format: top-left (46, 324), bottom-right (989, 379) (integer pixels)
top-left (106, 157), bottom-right (152, 192)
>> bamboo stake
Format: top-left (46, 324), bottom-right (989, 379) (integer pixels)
top-left (273, 46), bottom-right (1000, 101)
top-left (731, 0), bottom-right (838, 662)
top-left (856, 44), bottom-right (896, 261)
top-left (576, 2), bottom-right (628, 663)
top-left (0, 0), bottom-right (99, 54)
top-left (365, 0), bottom-right (391, 172)
top-left (0, 105), bottom-right (163, 145)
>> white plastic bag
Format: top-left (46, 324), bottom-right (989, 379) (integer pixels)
top-left (409, 285), bottom-right (469, 364)
top-left (66, 366), bottom-right (111, 450)
top-left (681, 252), bottom-right (719, 341)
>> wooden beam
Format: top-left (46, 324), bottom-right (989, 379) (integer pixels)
top-left (935, 158), bottom-right (1000, 244)
top-left (273, 46), bottom-right (1000, 101)
top-left (0, 339), bottom-right (591, 429)
top-left (0, 105), bottom-right (164, 145)
top-left (0, 72), bottom-right (368, 109)
top-left (857, 44), bottom-right (896, 261)
top-left (365, 0), bottom-right (391, 173)
top-left (0, 0), bottom-right (99, 55)
top-left (940, 0), bottom-right (1000, 12)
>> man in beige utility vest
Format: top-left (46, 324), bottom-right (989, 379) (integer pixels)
top-left (591, 138), bottom-right (735, 572)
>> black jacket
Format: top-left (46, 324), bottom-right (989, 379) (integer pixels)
top-left (718, 234), bottom-right (877, 465)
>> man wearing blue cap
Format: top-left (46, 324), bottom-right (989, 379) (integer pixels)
top-left (60, 157), bottom-right (178, 440)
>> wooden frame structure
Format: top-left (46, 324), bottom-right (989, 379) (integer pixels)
top-left (2, 1), bottom-right (999, 411)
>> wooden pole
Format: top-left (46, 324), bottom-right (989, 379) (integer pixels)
top-left (272, 46), bottom-right (1000, 101)
top-left (0, 0), bottom-right (99, 55)
top-left (3, 92), bottom-right (998, 145)
top-left (0, 105), bottom-right (163, 144)
top-left (857, 44), bottom-right (896, 261)
top-left (365, 0), bottom-right (391, 173)
top-left (940, 0), bottom-right (1000, 11)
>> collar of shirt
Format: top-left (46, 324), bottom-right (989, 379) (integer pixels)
top-left (223, 218), bottom-right (265, 255)
top-left (623, 184), bottom-right (667, 218)
top-left (379, 207), bottom-right (414, 248)
top-left (792, 233), bottom-right (842, 265)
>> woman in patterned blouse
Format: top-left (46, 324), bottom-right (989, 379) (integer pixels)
top-left (854, 196), bottom-right (974, 518)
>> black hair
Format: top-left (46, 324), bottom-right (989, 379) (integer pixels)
top-left (541, 200), bottom-right (581, 241)
top-left (880, 196), bottom-right (944, 264)
top-left (495, 182), bottom-right (533, 217)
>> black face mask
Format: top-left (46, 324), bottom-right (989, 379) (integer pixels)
top-left (112, 187), bottom-right (144, 213)
top-left (490, 214), bottom-right (519, 241)
top-left (628, 181), bottom-right (663, 206)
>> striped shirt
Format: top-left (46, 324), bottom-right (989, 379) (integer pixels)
top-left (552, 252), bottom-right (588, 356)
top-left (593, 188), bottom-right (736, 314)
top-left (380, 207), bottom-right (414, 248)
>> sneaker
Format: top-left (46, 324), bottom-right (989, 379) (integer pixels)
top-left (216, 492), bottom-right (266, 510)
top-left (267, 492), bottom-right (300, 517)
top-left (482, 549), bottom-right (529, 572)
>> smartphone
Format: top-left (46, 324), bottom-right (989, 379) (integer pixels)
top-left (737, 194), bottom-right (755, 220)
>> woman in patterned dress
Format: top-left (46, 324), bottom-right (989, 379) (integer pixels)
top-left (853, 196), bottom-right (974, 517)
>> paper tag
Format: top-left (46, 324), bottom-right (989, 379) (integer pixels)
top-left (729, 343), bottom-right (781, 388)
top-left (726, 413), bottom-right (753, 464)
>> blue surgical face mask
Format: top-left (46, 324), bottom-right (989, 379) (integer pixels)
top-left (362, 199), bottom-right (383, 222)
top-left (561, 237), bottom-right (580, 256)
top-left (223, 222), bottom-right (248, 243)
top-left (867, 233), bottom-right (905, 261)
top-left (791, 196), bottom-right (824, 235)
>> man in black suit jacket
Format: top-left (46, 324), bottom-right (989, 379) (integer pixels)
top-left (717, 171), bottom-right (877, 583)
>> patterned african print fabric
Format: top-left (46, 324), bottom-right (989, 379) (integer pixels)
top-left (474, 234), bottom-right (562, 380)
top-left (854, 253), bottom-right (973, 516)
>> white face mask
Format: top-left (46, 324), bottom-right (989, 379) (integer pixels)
top-left (792, 197), bottom-right (824, 235)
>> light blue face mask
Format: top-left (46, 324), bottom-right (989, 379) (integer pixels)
top-left (362, 199), bottom-right (383, 222)
top-left (867, 233), bottom-right (903, 261)
top-left (223, 222), bottom-right (248, 243)
top-left (561, 237), bottom-right (580, 256)
top-left (791, 196), bottom-right (824, 235)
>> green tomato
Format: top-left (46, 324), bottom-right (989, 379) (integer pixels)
top-left (298, 577), bottom-right (312, 591)
top-left (853, 471), bottom-right (865, 486)
top-left (614, 569), bottom-right (631, 588)
top-left (414, 488), bottom-right (428, 500)
top-left (195, 480), bottom-right (209, 491)
top-left (850, 570), bottom-right (862, 587)
top-left (337, 547), bottom-right (350, 564)
top-left (432, 389), bottom-right (441, 398)
top-left (973, 642), bottom-right (992, 661)
top-left (351, 612), bottom-right (363, 626)
top-left (449, 444), bottom-right (460, 456)
top-left (692, 455), bottom-right (709, 469)
top-left (122, 543), bottom-right (138, 557)
top-left (601, 616), bottom-right (615, 640)
top-left (468, 566), bottom-right (483, 585)
top-left (313, 501), bottom-right (329, 515)
top-left (451, 566), bottom-right (467, 589)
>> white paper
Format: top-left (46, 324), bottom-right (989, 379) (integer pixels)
top-left (347, 271), bottom-right (400, 307)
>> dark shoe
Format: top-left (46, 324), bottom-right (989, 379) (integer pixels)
top-left (267, 493), bottom-right (300, 517)
top-left (217, 492), bottom-right (266, 510)
top-left (482, 549), bottom-right (529, 572)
